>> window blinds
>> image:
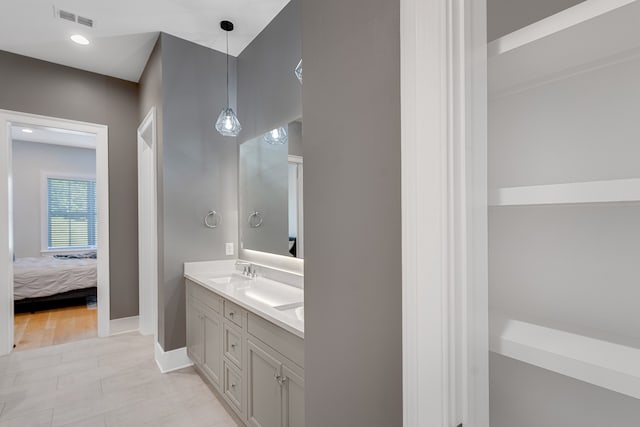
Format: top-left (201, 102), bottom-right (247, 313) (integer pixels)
top-left (47, 177), bottom-right (97, 249)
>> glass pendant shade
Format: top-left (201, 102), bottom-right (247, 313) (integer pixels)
top-left (295, 59), bottom-right (302, 84)
top-left (264, 126), bottom-right (288, 145)
top-left (216, 20), bottom-right (242, 137)
top-left (215, 107), bottom-right (242, 137)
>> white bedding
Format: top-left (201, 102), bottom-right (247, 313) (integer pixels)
top-left (13, 256), bottom-right (97, 300)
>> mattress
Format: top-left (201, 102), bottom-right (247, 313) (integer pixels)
top-left (13, 256), bottom-right (97, 300)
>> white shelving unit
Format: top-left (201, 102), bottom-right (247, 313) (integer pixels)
top-left (489, 0), bottom-right (640, 96)
top-left (490, 312), bottom-right (640, 400)
top-left (488, 0), bottom-right (640, 403)
top-left (489, 178), bottom-right (640, 207)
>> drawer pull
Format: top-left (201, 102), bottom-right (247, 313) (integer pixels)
top-left (275, 375), bottom-right (288, 386)
top-left (229, 311), bottom-right (235, 316)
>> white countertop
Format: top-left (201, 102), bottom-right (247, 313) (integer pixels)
top-left (184, 261), bottom-right (304, 338)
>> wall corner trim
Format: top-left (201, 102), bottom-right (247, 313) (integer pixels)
top-left (109, 316), bottom-right (140, 336)
top-left (154, 342), bottom-right (193, 373)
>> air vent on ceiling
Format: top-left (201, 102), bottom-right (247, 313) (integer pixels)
top-left (54, 7), bottom-right (95, 28)
top-left (77, 16), bottom-right (94, 28)
top-left (58, 9), bottom-right (76, 23)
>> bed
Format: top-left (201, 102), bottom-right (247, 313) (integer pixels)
top-left (13, 255), bottom-right (97, 309)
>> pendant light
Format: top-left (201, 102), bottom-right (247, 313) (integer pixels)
top-left (264, 126), bottom-right (288, 145)
top-left (215, 20), bottom-right (242, 137)
top-left (294, 59), bottom-right (302, 84)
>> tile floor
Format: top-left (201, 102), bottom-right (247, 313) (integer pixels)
top-left (0, 332), bottom-right (240, 427)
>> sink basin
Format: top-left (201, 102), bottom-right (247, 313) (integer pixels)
top-left (282, 305), bottom-right (304, 322)
top-left (274, 301), bottom-right (304, 311)
top-left (275, 302), bottom-right (304, 322)
top-left (207, 274), bottom-right (250, 285)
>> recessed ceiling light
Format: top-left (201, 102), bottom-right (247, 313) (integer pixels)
top-left (70, 34), bottom-right (90, 46)
top-left (21, 129), bottom-right (33, 134)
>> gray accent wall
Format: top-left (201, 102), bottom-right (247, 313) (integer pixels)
top-left (12, 141), bottom-right (96, 258)
top-left (237, 0), bottom-right (302, 142)
top-left (302, 0), bottom-right (403, 426)
top-left (157, 33), bottom-right (238, 351)
top-left (490, 353), bottom-right (640, 426)
top-left (0, 50), bottom-right (140, 319)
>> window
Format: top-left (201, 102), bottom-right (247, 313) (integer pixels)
top-left (46, 177), bottom-right (96, 250)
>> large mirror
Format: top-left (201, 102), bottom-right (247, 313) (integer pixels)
top-left (239, 120), bottom-right (303, 258)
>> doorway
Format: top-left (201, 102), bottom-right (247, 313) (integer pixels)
top-left (0, 110), bottom-right (110, 355)
top-left (137, 107), bottom-right (157, 338)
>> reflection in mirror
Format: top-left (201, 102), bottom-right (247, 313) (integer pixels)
top-left (240, 120), bottom-right (303, 258)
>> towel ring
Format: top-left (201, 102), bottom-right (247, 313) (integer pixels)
top-left (248, 211), bottom-right (263, 228)
top-left (204, 210), bottom-right (221, 229)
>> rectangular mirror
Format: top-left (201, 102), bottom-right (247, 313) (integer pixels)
top-left (239, 120), bottom-right (303, 258)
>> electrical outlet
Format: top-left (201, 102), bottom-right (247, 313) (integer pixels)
top-left (225, 242), bottom-right (234, 256)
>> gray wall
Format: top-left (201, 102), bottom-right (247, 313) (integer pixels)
top-left (0, 50), bottom-right (140, 319)
top-left (488, 0), bottom-right (586, 41)
top-left (302, 0), bottom-right (403, 425)
top-left (12, 141), bottom-right (96, 258)
top-left (158, 33), bottom-right (238, 351)
top-left (237, 0), bottom-right (302, 142)
top-left (490, 353), bottom-right (640, 426)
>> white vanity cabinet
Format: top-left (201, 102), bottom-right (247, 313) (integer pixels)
top-left (246, 314), bottom-right (305, 427)
top-left (186, 282), bottom-right (222, 388)
top-left (185, 279), bottom-right (305, 427)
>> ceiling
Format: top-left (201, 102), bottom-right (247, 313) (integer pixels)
top-left (11, 124), bottom-right (97, 149)
top-left (0, 0), bottom-right (291, 82)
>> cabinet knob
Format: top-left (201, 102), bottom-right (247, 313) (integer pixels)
top-left (231, 383), bottom-right (236, 388)
top-left (275, 375), bottom-right (288, 386)
top-left (229, 311), bottom-right (235, 316)
top-left (231, 343), bottom-right (237, 348)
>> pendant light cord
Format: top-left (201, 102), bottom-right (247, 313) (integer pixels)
top-left (226, 30), bottom-right (230, 107)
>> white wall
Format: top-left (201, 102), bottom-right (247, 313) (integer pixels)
top-left (12, 140), bottom-right (96, 258)
top-left (490, 354), bottom-right (640, 426)
top-left (488, 0), bottom-right (586, 41)
top-left (489, 56), bottom-right (640, 189)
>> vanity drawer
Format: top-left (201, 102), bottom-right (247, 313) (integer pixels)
top-left (224, 300), bottom-right (245, 329)
top-left (247, 313), bottom-right (304, 368)
top-left (187, 280), bottom-right (221, 313)
top-left (223, 360), bottom-right (244, 415)
top-left (224, 323), bottom-right (243, 369)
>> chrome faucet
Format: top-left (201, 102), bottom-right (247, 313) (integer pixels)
top-left (235, 260), bottom-right (256, 278)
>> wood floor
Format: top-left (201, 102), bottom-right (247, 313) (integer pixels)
top-left (0, 332), bottom-right (240, 427)
top-left (14, 305), bottom-right (97, 351)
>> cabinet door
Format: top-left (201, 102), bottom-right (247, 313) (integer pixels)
top-left (247, 340), bottom-right (283, 427)
top-left (282, 365), bottom-right (304, 427)
top-left (186, 301), bottom-right (204, 366)
top-left (202, 313), bottom-right (222, 387)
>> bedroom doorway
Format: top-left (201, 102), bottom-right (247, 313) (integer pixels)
top-left (0, 110), bottom-right (110, 355)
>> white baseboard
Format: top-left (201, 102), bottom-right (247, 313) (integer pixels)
top-left (155, 342), bottom-right (193, 373)
top-left (110, 316), bottom-right (139, 336)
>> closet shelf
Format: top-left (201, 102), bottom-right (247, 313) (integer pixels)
top-left (489, 0), bottom-right (640, 96)
top-left (489, 178), bottom-right (640, 207)
top-left (490, 312), bottom-right (640, 399)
